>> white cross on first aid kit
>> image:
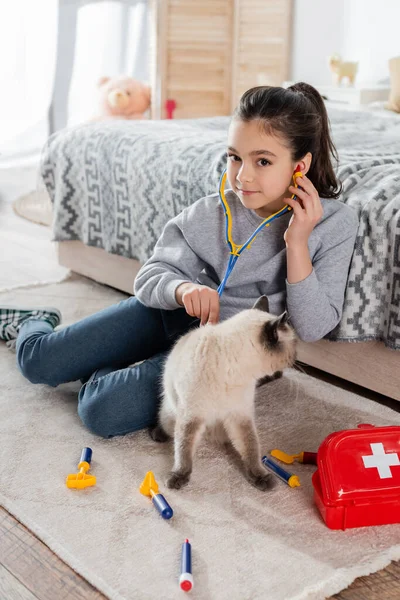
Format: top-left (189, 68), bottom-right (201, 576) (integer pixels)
top-left (362, 442), bottom-right (400, 479)
top-left (312, 424), bottom-right (400, 529)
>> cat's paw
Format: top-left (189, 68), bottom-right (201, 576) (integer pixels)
top-left (166, 471), bottom-right (191, 490)
top-left (256, 371), bottom-right (283, 388)
top-left (149, 425), bottom-right (170, 443)
top-left (247, 470), bottom-right (275, 491)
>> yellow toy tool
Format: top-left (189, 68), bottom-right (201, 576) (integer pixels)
top-left (271, 449), bottom-right (318, 465)
top-left (140, 471), bottom-right (173, 519)
top-left (66, 447), bottom-right (96, 489)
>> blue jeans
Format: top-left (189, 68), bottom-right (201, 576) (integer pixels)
top-left (16, 297), bottom-right (198, 438)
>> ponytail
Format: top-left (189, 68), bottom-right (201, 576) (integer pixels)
top-left (288, 82), bottom-right (342, 198)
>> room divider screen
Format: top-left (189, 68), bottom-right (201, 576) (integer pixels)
top-left (149, 0), bottom-right (293, 119)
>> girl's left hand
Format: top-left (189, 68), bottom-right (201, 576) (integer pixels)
top-left (284, 175), bottom-right (323, 247)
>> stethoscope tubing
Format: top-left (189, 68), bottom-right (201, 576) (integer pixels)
top-left (217, 169), bottom-right (299, 296)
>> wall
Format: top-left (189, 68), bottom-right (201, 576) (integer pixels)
top-left (341, 0), bottom-right (400, 83)
top-left (0, 0), bottom-right (57, 161)
top-left (290, 0), bottom-right (400, 85)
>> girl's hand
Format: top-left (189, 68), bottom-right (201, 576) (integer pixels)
top-left (175, 282), bottom-right (220, 325)
top-left (284, 175), bottom-right (323, 248)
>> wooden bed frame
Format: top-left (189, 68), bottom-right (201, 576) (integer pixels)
top-left (58, 240), bottom-right (400, 402)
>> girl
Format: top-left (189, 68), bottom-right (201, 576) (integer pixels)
top-left (0, 83), bottom-right (358, 438)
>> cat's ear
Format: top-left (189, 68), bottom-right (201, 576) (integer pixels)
top-left (253, 295), bottom-right (269, 313)
top-left (276, 311), bottom-right (289, 327)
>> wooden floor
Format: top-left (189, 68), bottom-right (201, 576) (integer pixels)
top-left (1, 165), bottom-right (400, 600)
top-left (0, 508), bottom-right (105, 600)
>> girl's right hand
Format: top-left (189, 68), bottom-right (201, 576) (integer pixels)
top-left (175, 282), bottom-right (220, 325)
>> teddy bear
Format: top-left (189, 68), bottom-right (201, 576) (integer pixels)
top-left (328, 54), bottom-right (358, 86)
top-left (96, 75), bottom-right (151, 120)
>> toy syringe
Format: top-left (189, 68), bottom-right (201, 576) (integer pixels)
top-left (262, 455), bottom-right (301, 488)
top-left (179, 538), bottom-right (193, 592)
top-left (139, 471), bottom-right (174, 519)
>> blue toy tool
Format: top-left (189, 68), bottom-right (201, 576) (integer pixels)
top-left (139, 471), bottom-right (174, 519)
top-left (179, 538), bottom-right (193, 592)
top-left (217, 168), bottom-right (301, 296)
top-left (262, 455), bottom-right (301, 488)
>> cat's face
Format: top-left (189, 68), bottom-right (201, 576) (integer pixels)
top-left (253, 296), bottom-right (297, 373)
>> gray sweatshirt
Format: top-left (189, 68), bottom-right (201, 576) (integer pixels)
top-left (134, 191), bottom-right (359, 342)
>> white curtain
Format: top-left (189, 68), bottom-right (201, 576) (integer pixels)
top-left (0, 0), bottom-right (58, 160)
top-left (0, 0), bottom-right (148, 162)
top-left (67, 0), bottom-right (149, 126)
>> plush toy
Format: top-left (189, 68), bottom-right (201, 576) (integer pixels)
top-left (386, 56), bottom-right (400, 113)
top-left (328, 54), bottom-right (358, 86)
top-left (96, 75), bottom-right (151, 120)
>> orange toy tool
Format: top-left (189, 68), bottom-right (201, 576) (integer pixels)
top-left (140, 471), bottom-right (173, 519)
top-left (66, 447), bottom-right (96, 489)
top-left (271, 449), bottom-right (317, 465)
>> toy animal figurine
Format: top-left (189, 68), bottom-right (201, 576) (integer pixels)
top-left (328, 54), bottom-right (358, 86)
top-left (165, 99), bottom-right (176, 119)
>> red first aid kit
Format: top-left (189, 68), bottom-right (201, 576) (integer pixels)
top-left (312, 424), bottom-right (400, 530)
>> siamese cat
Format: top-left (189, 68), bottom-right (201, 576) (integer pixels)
top-left (150, 296), bottom-right (297, 491)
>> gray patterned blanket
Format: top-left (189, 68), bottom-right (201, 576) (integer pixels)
top-left (41, 107), bottom-right (400, 349)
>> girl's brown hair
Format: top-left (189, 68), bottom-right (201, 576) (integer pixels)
top-left (234, 82), bottom-right (342, 199)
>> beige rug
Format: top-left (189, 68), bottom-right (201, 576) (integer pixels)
top-left (1, 277), bottom-right (400, 600)
top-left (12, 188), bottom-right (53, 227)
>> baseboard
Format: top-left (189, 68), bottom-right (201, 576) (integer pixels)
top-left (58, 241), bottom-right (140, 295)
top-left (297, 339), bottom-right (400, 402)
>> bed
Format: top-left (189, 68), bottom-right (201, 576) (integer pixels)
top-left (41, 103), bottom-right (400, 400)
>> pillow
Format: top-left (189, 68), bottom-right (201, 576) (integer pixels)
top-left (386, 56), bottom-right (400, 113)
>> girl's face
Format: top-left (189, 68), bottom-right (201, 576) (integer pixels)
top-left (227, 119), bottom-right (304, 218)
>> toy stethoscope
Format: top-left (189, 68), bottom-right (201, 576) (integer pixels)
top-left (216, 168), bottom-right (302, 296)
